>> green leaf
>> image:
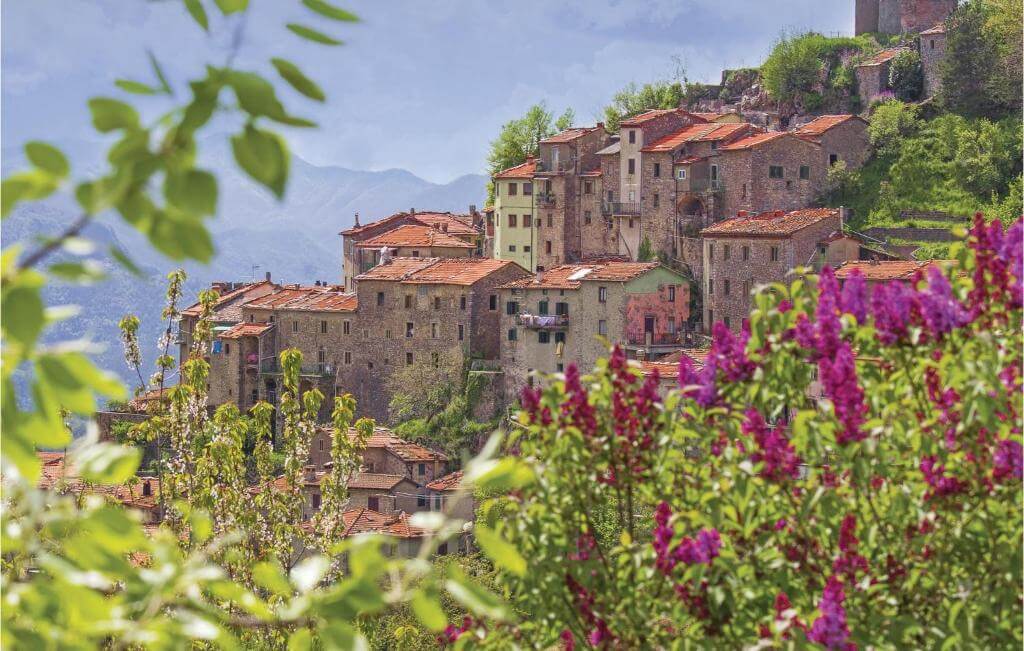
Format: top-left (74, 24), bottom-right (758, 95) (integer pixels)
top-left (410, 589), bottom-right (447, 632)
top-left (2, 171), bottom-right (59, 217)
top-left (321, 621), bottom-right (367, 651)
top-left (444, 571), bottom-right (509, 621)
top-left (164, 169), bottom-right (218, 216)
top-left (286, 23), bottom-right (342, 46)
top-left (2, 271), bottom-right (46, 348)
top-left (75, 442), bottom-right (141, 484)
top-left (184, 0), bottom-right (209, 30)
top-left (49, 261), bottom-right (106, 283)
top-left (287, 629), bottom-right (313, 651)
top-left (464, 457), bottom-right (534, 492)
top-left (474, 525), bottom-right (526, 576)
top-left (231, 125), bottom-right (289, 199)
top-left (271, 58), bottom-right (325, 102)
top-left (148, 51), bottom-right (173, 95)
top-left (301, 0), bottom-right (358, 22)
top-left (225, 71), bottom-right (287, 119)
top-left (88, 98), bottom-right (140, 132)
top-left (25, 142), bottom-right (70, 179)
top-left (252, 560), bottom-right (292, 597)
top-left (214, 0), bottom-right (248, 14)
top-left (115, 79), bottom-right (158, 95)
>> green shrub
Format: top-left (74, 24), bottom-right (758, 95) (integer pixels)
top-left (888, 49), bottom-right (924, 101)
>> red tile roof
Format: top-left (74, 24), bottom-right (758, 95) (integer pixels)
top-left (358, 258), bottom-right (526, 286)
top-left (860, 48), bottom-right (905, 66)
top-left (181, 281), bottom-right (277, 319)
top-left (347, 473), bottom-right (410, 490)
top-left (319, 508), bottom-right (428, 539)
top-left (494, 158), bottom-right (538, 179)
top-left (637, 360), bottom-right (678, 379)
top-left (920, 22), bottom-right (946, 35)
top-left (620, 108), bottom-right (705, 127)
top-left (540, 126), bottom-right (601, 144)
top-left (674, 156), bottom-right (708, 165)
top-left (355, 224), bottom-right (475, 249)
top-left (498, 261), bottom-right (664, 289)
top-left (833, 260), bottom-right (950, 281)
top-left (219, 322), bottom-right (274, 339)
top-left (426, 470), bottom-right (463, 491)
top-left (793, 115), bottom-right (866, 139)
top-left (656, 349), bottom-right (710, 368)
top-left (36, 453), bottom-right (162, 510)
top-left (243, 286), bottom-right (356, 312)
top-left (643, 122), bottom-right (758, 152)
top-left (349, 428), bottom-right (449, 462)
top-left (720, 131), bottom-right (791, 151)
top-left (692, 112), bottom-right (725, 121)
top-left (694, 122), bottom-right (756, 142)
top-left (340, 211), bottom-right (478, 237)
top-left (701, 208), bottom-right (840, 238)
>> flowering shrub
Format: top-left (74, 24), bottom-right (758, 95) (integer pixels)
top-left (497, 216), bottom-right (1022, 648)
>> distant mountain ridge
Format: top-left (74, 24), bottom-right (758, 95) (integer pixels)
top-left (3, 140), bottom-right (487, 387)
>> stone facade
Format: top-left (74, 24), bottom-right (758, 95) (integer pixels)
top-left (492, 159), bottom-right (538, 271)
top-left (701, 208), bottom-right (846, 331)
top-left (919, 24), bottom-right (947, 98)
top-left (856, 0), bottom-right (956, 35)
top-left (718, 133), bottom-right (825, 220)
top-left (498, 262), bottom-right (690, 395)
top-left (793, 115), bottom-right (871, 172)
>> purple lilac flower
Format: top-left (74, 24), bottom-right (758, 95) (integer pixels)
top-left (819, 344), bottom-right (868, 444)
top-left (993, 439), bottom-right (1023, 482)
top-left (833, 514), bottom-right (869, 580)
top-left (839, 270), bottom-right (868, 325)
top-left (870, 280), bottom-right (917, 345)
top-left (562, 364), bottom-right (597, 436)
top-left (652, 502), bottom-right (722, 572)
top-left (999, 220), bottom-right (1023, 308)
top-left (560, 629), bottom-right (576, 651)
top-left (808, 576), bottom-right (856, 651)
top-left (743, 408), bottom-right (801, 481)
top-left (711, 321), bottom-right (757, 382)
top-left (918, 265), bottom-right (970, 336)
top-left (920, 456), bottom-right (965, 498)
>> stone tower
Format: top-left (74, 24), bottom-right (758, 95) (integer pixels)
top-left (855, 0), bottom-right (957, 35)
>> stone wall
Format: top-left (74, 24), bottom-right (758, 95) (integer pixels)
top-left (920, 31), bottom-right (946, 98)
top-left (718, 135), bottom-right (824, 219)
top-left (641, 150), bottom-right (681, 259)
top-left (816, 119), bottom-right (871, 170)
top-left (579, 175), bottom-right (618, 259)
top-left (855, 62), bottom-right (890, 105)
top-left (900, 0), bottom-right (956, 33)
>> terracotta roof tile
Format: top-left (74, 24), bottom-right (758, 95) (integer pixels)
top-left (701, 208), bottom-right (839, 237)
top-left (347, 473), bottom-right (409, 490)
top-left (620, 108), bottom-right (705, 127)
top-left (793, 115), bottom-right (866, 139)
top-left (181, 281), bottom-right (277, 319)
top-left (219, 322), bottom-right (274, 339)
top-left (920, 22), bottom-right (946, 35)
top-left (324, 508), bottom-right (428, 538)
top-left (359, 258), bottom-right (526, 286)
top-left (426, 470), bottom-right (463, 491)
top-left (694, 122), bottom-right (756, 142)
top-left (860, 48), bottom-right (905, 66)
top-left (244, 286), bottom-right (356, 312)
top-left (641, 124), bottom-right (721, 152)
top-left (494, 158), bottom-right (538, 179)
top-left (833, 260), bottom-right (951, 281)
top-left (348, 427), bottom-right (449, 462)
top-left (498, 261), bottom-right (664, 289)
top-left (36, 454), bottom-right (162, 510)
top-left (354, 224), bottom-right (474, 249)
top-left (637, 360), bottom-right (678, 378)
top-left (340, 211), bottom-right (478, 237)
top-left (540, 126), bottom-right (601, 144)
top-left (720, 131), bottom-right (791, 151)
top-left (355, 257), bottom-right (439, 281)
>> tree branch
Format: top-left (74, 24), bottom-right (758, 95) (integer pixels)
top-left (17, 213), bottom-right (92, 271)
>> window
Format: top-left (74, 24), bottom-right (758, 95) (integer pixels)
top-left (799, 165), bottom-right (810, 180)
top-left (343, 320), bottom-right (350, 335)
top-left (508, 182), bottom-right (518, 196)
top-left (598, 286), bottom-right (607, 303)
top-left (523, 181), bottom-right (533, 195)
top-left (270, 316), bottom-right (274, 323)
top-left (508, 328), bottom-right (517, 341)
top-left (376, 292), bottom-right (384, 306)
top-left (224, 343), bottom-right (230, 355)
top-left (367, 496), bottom-right (379, 511)
top-left (724, 244), bottom-right (730, 261)
top-left (711, 164), bottom-right (718, 180)
top-left (770, 246), bottom-right (780, 262)
top-left (344, 351), bottom-right (352, 364)
top-left (508, 214), bottom-right (517, 227)
top-left (724, 279), bottom-right (731, 296)
top-left (489, 294), bottom-right (497, 310)
top-left (708, 278), bottom-right (714, 295)
top-left (668, 286), bottom-right (676, 302)
top-left (676, 168), bottom-right (687, 180)
top-left (458, 324), bottom-right (464, 341)
top-left (708, 309), bottom-right (714, 325)
top-left (607, 190), bottom-right (614, 202)
top-left (628, 130), bottom-right (636, 144)
top-left (523, 245), bottom-right (531, 253)
top-left (437, 542), bottom-right (449, 555)
top-left (742, 245), bottom-right (749, 261)
top-left (653, 193), bottom-right (660, 208)
top-left (545, 241), bottom-right (552, 254)
top-left (508, 245), bottom-right (516, 252)
top-left (708, 243), bottom-right (715, 261)
top-left (506, 300), bottom-right (518, 315)
top-left (769, 165), bottom-right (784, 179)
top-left (829, 153), bottom-right (839, 166)
top-left (711, 141), bottom-right (719, 150)
top-left (405, 322), bottom-right (414, 338)
top-left (545, 214), bottom-right (552, 228)
top-left (312, 494), bottom-right (321, 510)
top-left (320, 320), bottom-right (327, 333)
top-left (628, 218), bottom-right (635, 229)
top-left (598, 319), bottom-right (607, 335)
top-left (411, 250), bottom-right (420, 258)
top-left (431, 323), bottom-right (438, 339)
top-left (554, 331), bottom-right (565, 344)
top-left (557, 363), bottom-right (565, 372)
top-left (460, 295), bottom-right (466, 310)
top-left (431, 352), bottom-right (439, 367)
top-left (584, 180), bottom-right (593, 194)
top-left (434, 297), bottom-right (441, 310)
top-left (418, 494), bottom-right (427, 507)
top-left (538, 299), bottom-right (549, 315)
top-left (628, 158), bottom-right (636, 174)
top-left (538, 331), bottom-right (551, 344)
top-left (743, 279), bottom-right (752, 295)
top-left (385, 329), bottom-right (392, 339)
top-left (930, 39), bottom-right (935, 49)
top-left (584, 210), bottom-right (592, 225)
top-left (742, 183), bottom-right (747, 199)
top-left (668, 317), bottom-right (676, 334)
top-left (404, 295), bottom-right (413, 309)
top-left (406, 352), bottom-right (414, 365)
top-left (724, 316), bottom-right (731, 329)
top-left (555, 302), bottom-right (568, 316)
top-left (653, 162), bottom-right (661, 178)
top-left (292, 321), bottom-right (298, 333)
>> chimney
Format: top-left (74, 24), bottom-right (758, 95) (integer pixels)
top-left (265, 271), bottom-right (272, 282)
top-left (380, 246), bottom-right (392, 264)
top-left (142, 480), bottom-right (152, 497)
top-left (535, 269), bottom-right (545, 284)
top-left (410, 207), bottom-right (416, 215)
top-left (354, 212), bottom-right (360, 227)
top-left (442, 223), bottom-right (449, 233)
top-left (839, 205), bottom-right (847, 230)
top-left (303, 464), bottom-right (317, 483)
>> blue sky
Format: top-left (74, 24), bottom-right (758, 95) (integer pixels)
top-left (2, 1), bottom-right (851, 183)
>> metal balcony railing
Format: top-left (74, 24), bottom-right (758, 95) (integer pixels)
top-left (516, 313), bottom-right (569, 329)
top-left (626, 332), bottom-right (682, 347)
top-left (535, 192), bottom-right (556, 207)
top-left (601, 201), bottom-right (641, 216)
top-left (534, 159), bottom-right (574, 173)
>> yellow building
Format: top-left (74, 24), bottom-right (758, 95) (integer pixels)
top-left (492, 157), bottom-right (538, 271)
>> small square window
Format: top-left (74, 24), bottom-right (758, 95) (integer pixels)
top-left (292, 321), bottom-right (298, 333)
top-left (523, 182), bottom-right (533, 195)
top-left (598, 286), bottom-right (607, 303)
top-left (598, 319), bottom-right (607, 335)
top-left (344, 351), bottom-right (352, 364)
top-left (770, 246), bottom-right (780, 262)
top-left (458, 324), bottom-right (464, 341)
top-left (508, 245), bottom-right (517, 252)
top-left (668, 286), bottom-right (676, 302)
top-left (742, 245), bottom-right (749, 261)
top-left (431, 323), bottom-right (438, 339)
top-left (799, 165), bottom-right (810, 180)
top-left (406, 352), bottom-right (414, 365)
top-left (724, 279), bottom-right (731, 296)
top-left (724, 245), bottom-right (730, 261)
top-left (489, 295), bottom-right (497, 310)
top-left (405, 295), bottom-right (413, 309)
top-left (524, 245), bottom-right (531, 253)
top-left (676, 168), bottom-right (687, 180)
top-left (628, 130), bottom-right (636, 144)
top-left (538, 331), bottom-right (550, 344)
top-left (434, 297), bottom-right (441, 310)
top-left (769, 165), bottom-right (784, 179)
top-left (653, 162), bottom-right (660, 178)
top-left (507, 328), bottom-right (517, 341)
top-left (320, 320), bottom-right (327, 333)
top-left (406, 322), bottom-right (414, 338)
top-left (628, 158), bottom-right (636, 175)
top-left (584, 210), bottom-right (592, 225)
top-left (343, 320), bottom-right (350, 335)
top-left (377, 292), bottom-right (384, 306)
top-left (460, 295), bottom-right (466, 310)
top-left (508, 183), bottom-right (518, 196)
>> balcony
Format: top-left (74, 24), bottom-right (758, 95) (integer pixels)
top-left (516, 313), bottom-right (569, 329)
top-left (681, 179), bottom-right (725, 194)
top-left (534, 159), bottom-right (574, 174)
top-left (624, 332), bottom-right (685, 357)
top-left (601, 201), bottom-right (641, 217)
top-left (535, 192), bottom-right (556, 207)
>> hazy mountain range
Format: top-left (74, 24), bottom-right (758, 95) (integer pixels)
top-left (4, 136), bottom-right (486, 392)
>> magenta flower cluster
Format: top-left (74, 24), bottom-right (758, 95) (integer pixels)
top-left (678, 321), bottom-right (756, 407)
top-left (653, 501), bottom-right (722, 573)
top-left (742, 408), bottom-right (801, 481)
top-left (808, 576), bottom-right (856, 650)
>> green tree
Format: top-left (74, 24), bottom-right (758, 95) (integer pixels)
top-left (486, 102), bottom-right (572, 203)
top-left (636, 236), bottom-right (655, 262)
top-left (603, 80), bottom-right (684, 132)
top-left (939, 0), bottom-right (1019, 119)
top-left (868, 100), bottom-right (922, 160)
top-left (888, 49), bottom-right (923, 101)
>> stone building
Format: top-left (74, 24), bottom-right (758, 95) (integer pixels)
top-left (427, 471), bottom-right (474, 523)
top-left (348, 257), bottom-right (530, 419)
top-left (701, 208), bottom-right (850, 331)
top-left (792, 115), bottom-right (871, 171)
top-left (344, 472), bottom-right (425, 515)
top-left (492, 158), bottom-right (539, 271)
top-left (497, 261), bottom-right (690, 393)
top-left (693, 111), bottom-right (744, 124)
top-left (177, 279), bottom-right (277, 364)
top-left (339, 210), bottom-right (481, 287)
top-left (854, 48), bottom-right (906, 105)
top-left (354, 224), bottom-right (476, 264)
top-left (855, 0), bottom-right (956, 36)
top-left (919, 22), bottom-right (947, 98)
top-left (718, 132), bottom-right (826, 220)
top-left (309, 427), bottom-right (449, 484)
top-left (834, 259), bottom-right (949, 289)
